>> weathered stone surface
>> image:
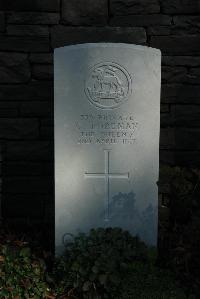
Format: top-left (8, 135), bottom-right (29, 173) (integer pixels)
top-left (0, 12), bottom-right (5, 32)
top-left (7, 12), bottom-right (60, 24)
top-left (0, 35), bottom-right (49, 52)
top-left (0, 119), bottom-right (39, 139)
top-left (5, 141), bottom-right (53, 161)
top-left (160, 150), bottom-right (200, 167)
top-left (162, 56), bottom-right (200, 67)
top-left (173, 16), bottom-right (200, 34)
top-left (29, 53), bottom-right (53, 64)
top-left (3, 161), bottom-right (52, 175)
top-left (160, 128), bottom-right (200, 150)
top-left (162, 84), bottom-right (200, 103)
top-left (110, 0), bottom-right (160, 14)
top-left (0, 0), bottom-right (60, 11)
top-left (151, 35), bottom-right (200, 55)
top-left (162, 0), bottom-right (200, 14)
top-left (51, 25), bottom-right (146, 48)
top-left (55, 43), bottom-right (161, 251)
top-left (161, 105), bottom-right (200, 127)
top-left (147, 26), bottom-right (171, 36)
top-left (0, 52), bottom-right (30, 83)
top-left (62, 0), bottom-right (107, 25)
top-left (7, 25), bottom-right (49, 36)
top-left (0, 81), bottom-right (53, 101)
top-left (32, 65), bottom-right (53, 80)
top-left (162, 66), bottom-right (188, 83)
top-left (4, 177), bottom-right (52, 193)
top-left (20, 101), bottom-right (53, 116)
top-left (110, 14), bottom-right (171, 26)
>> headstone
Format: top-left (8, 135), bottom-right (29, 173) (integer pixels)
top-left (54, 43), bottom-right (161, 254)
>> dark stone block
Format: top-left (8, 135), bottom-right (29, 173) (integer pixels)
top-left (3, 161), bottom-right (52, 175)
top-left (29, 53), bottom-right (53, 64)
top-left (40, 118), bottom-right (54, 126)
top-left (5, 141), bottom-right (53, 161)
top-left (147, 26), bottom-right (171, 36)
top-left (161, 84), bottom-right (200, 103)
top-left (162, 0), bottom-right (200, 14)
top-left (0, 0), bottom-right (60, 11)
top-left (0, 142), bottom-right (5, 161)
top-left (3, 176), bottom-right (52, 193)
top-left (160, 150), bottom-right (200, 167)
top-left (32, 64), bottom-right (53, 80)
top-left (0, 12), bottom-right (5, 32)
top-left (157, 180), bottom-right (171, 193)
top-left (2, 197), bottom-right (45, 218)
top-left (161, 105), bottom-right (200, 127)
top-left (51, 25), bottom-right (146, 48)
top-left (7, 25), bottom-right (49, 36)
top-left (0, 102), bottom-right (19, 118)
top-left (159, 206), bottom-right (170, 221)
top-left (0, 52), bottom-right (30, 83)
top-left (62, 0), bottom-right (108, 25)
top-left (173, 16), bottom-right (200, 34)
top-left (150, 35), bottom-right (200, 55)
top-left (162, 66), bottom-right (188, 83)
top-left (160, 128), bottom-right (175, 150)
top-left (189, 68), bottom-right (200, 84)
top-left (160, 104), bottom-right (170, 113)
top-left (160, 128), bottom-right (200, 150)
top-left (20, 101), bottom-right (53, 117)
top-left (109, 14), bottom-right (171, 26)
top-left (0, 109), bottom-right (18, 117)
top-left (7, 12), bottom-right (60, 24)
top-left (0, 35), bottom-right (50, 52)
top-left (0, 81), bottom-right (53, 101)
top-left (0, 119), bottom-right (39, 139)
top-left (110, 0), bottom-right (160, 14)
top-left (40, 125), bottom-right (53, 139)
top-left (162, 56), bottom-right (200, 67)
top-left (160, 150), bottom-right (176, 165)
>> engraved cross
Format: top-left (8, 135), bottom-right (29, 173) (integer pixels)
top-left (84, 149), bottom-right (129, 221)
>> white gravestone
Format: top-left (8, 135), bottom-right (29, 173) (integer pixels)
top-left (54, 43), bottom-right (161, 254)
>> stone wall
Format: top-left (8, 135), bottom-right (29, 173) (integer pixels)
top-left (0, 0), bottom-right (200, 252)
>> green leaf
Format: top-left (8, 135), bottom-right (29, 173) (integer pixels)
top-left (20, 247), bottom-right (31, 258)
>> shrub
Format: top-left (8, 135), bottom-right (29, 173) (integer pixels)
top-left (54, 228), bottom-right (189, 299)
top-left (0, 226), bottom-right (194, 298)
top-left (0, 242), bottom-right (49, 298)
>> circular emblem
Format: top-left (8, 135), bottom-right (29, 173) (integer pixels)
top-left (85, 62), bottom-right (132, 109)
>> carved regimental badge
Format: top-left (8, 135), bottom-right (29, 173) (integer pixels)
top-left (85, 62), bottom-right (132, 109)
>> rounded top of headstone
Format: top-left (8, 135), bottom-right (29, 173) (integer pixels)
top-left (54, 43), bottom-right (161, 57)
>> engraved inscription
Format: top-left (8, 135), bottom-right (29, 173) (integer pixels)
top-left (85, 62), bottom-right (132, 109)
top-left (75, 113), bottom-right (139, 145)
top-left (84, 149), bottom-right (129, 221)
